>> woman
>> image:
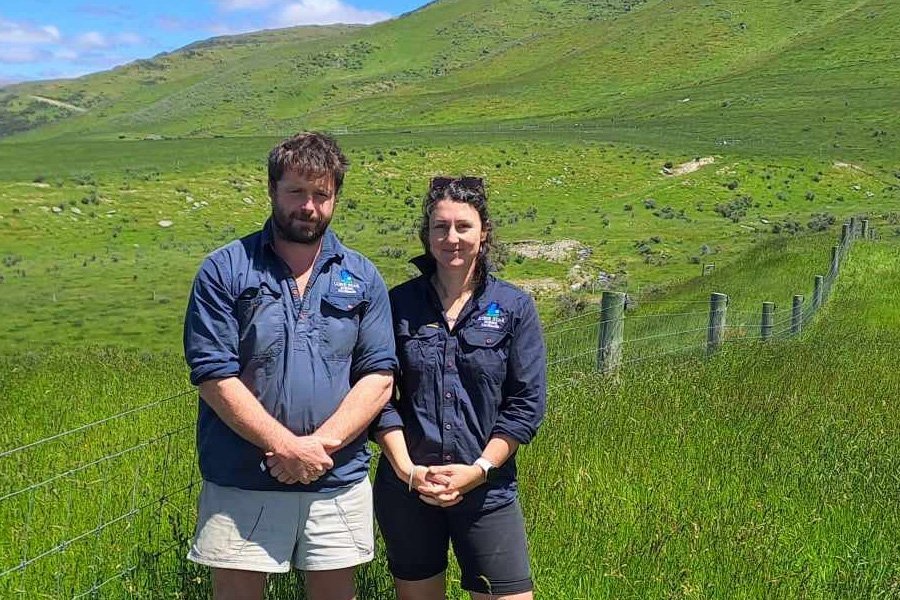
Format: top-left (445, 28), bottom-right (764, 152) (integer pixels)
top-left (373, 176), bottom-right (547, 600)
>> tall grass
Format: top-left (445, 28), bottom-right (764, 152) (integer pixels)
top-left (1, 238), bottom-right (898, 597)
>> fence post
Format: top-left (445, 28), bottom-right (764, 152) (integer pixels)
top-left (597, 291), bottom-right (625, 375)
top-left (862, 219), bottom-right (870, 239)
top-left (707, 293), bottom-right (728, 355)
top-left (831, 245), bottom-right (840, 275)
top-left (813, 275), bottom-right (824, 311)
top-left (791, 295), bottom-right (804, 335)
top-left (841, 223), bottom-right (851, 248)
top-left (761, 302), bottom-right (774, 340)
top-left (850, 216), bottom-right (858, 237)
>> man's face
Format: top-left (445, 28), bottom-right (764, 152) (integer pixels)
top-left (270, 169), bottom-right (336, 245)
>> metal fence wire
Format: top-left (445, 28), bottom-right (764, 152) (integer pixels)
top-left (0, 219), bottom-right (866, 598)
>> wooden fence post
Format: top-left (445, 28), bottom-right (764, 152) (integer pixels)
top-left (841, 223), bottom-right (851, 248)
top-left (862, 219), bottom-right (870, 239)
top-left (597, 291), bottom-right (625, 375)
top-left (707, 293), bottom-right (728, 355)
top-left (850, 216), bottom-right (858, 238)
top-left (813, 275), bottom-right (824, 311)
top-left (761, 302), bottom-right (774, 340)
top-left (791, 295), bottom-right (804, 335)
top-left (831, 245), bottom-right (840, 275)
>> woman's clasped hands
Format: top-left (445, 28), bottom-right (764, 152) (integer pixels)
top-left (408, 463), bottom-right (485, 508)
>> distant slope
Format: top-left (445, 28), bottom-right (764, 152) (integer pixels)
top-left (1, 0), bottom-right (897, 156)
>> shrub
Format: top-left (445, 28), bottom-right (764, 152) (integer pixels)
top-left (379, 246), bottom-right (405, 259)
top-left (714, 196), bottom-right (753, 222)
top-left (555, 293), bottom-right (586, 318)
top-left (807, 213), bottom-right (835, 232)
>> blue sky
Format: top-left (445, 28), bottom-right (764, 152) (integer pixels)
top-left (0, 1), bottom-right (429, 84)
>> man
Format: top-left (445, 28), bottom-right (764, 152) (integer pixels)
top-left (183, 132), bottom-right (396, 600)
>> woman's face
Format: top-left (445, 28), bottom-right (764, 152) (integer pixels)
top-left (428, 199), bottom-right (486, 275)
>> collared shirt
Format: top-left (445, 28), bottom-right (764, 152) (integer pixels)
top-left (376, 256), bottom-right (547, 511)
top-left (184, 221), bottom-right (397, 492)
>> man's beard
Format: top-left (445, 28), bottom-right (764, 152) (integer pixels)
top-left (272, 206), bottom-right (330, 245)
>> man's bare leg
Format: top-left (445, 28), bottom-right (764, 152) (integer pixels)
top-left (305, 567), bottom-right (356, 600)
top-left (213, 568), bottom-right (267, 600)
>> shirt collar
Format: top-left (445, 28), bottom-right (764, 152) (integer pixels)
top-left (410, 254), bottom-right (497, 310)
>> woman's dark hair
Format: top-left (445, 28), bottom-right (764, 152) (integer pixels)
top-left (419, 176), bottom-right (494, 286)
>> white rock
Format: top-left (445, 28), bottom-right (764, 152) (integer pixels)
top-left (51, 206), bottom-right (63, 213)
top-left (243, 198), bottom-right (254, 205)
top-left (70, 206), bottom-right (82, 215)
top-left (158, 220), bottom-right (174, 228)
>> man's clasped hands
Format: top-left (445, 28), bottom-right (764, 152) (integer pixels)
top-left (264, 434), bottom-right (486, 508)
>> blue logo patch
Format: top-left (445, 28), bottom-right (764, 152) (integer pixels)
top-left (477, 302), bottom-right (506, 330)
top-left (335, 269), bottom-right (361, 295)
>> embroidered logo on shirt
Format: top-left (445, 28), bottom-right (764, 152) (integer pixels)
top-left (477, 302), bottom-right (506, 330)
top-left (335, 269), bottom-right (361, 295)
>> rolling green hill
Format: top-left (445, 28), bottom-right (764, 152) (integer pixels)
top-left (1, 0), bottom-right (897, 159)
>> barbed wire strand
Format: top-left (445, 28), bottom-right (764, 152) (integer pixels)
top-left (0, 425), bottom-right (192, 504)
top-left (0, 390), bottom-right (194, 460)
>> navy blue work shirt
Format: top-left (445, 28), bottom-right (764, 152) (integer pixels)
top-left (375, 256), bottom-right (547, 511)
top-left (184, 220), bottom-right (397, 492)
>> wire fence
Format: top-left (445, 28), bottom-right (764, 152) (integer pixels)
top-left (0, 218), bottom-right (871, 597)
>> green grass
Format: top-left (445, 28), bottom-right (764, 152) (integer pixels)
top-left (0, 135), bottom-right (895, 354)
top-left (1, 0), bottom-right (897, 162)
top-left (1, 235), bottom-right (897, 598)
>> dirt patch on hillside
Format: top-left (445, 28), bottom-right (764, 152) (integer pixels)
top-left (662, 156), bottom-right (716, 176)
top-left (512, 278), bottom-right (564, 295)
top-left (508, 239), bottom-right (585, 262)
top-left (833, 161), bottom-right (866, 172)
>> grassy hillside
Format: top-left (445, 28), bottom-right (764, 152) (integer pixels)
top-left (1, 0), bottom-right (897, 160)
top-left (1, 135), bottom-right (895, 353)
top-left (1, 235), bottom-right (897, 598)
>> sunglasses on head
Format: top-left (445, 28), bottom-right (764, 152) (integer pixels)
top-left (429, 176), bottom-right (485, 195)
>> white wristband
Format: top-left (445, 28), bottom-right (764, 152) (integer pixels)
top-left (408, 465), bottom-right (420, 492)
top-left (474, 457), bottom-right (494, 480)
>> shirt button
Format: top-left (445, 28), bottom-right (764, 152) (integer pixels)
top-left (444, 454), bottom-right (452, 461)
top-left (444, 392), bottom-right (452, 399)
top-left (444, 423), bottom-right (451, 430)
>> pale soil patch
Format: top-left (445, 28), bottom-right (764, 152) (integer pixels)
top-left (28, 95), bottom-right (87, 113)
top-left (662, 156), bottom-right (716, 176)
top-left (833, 161), bottom-right (866, 172)
top-left (508, 239), bottom-right (585, 262)
top-left (511, 278), bottom-right (564, 295)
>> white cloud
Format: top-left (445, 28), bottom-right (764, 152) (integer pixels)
top-left (114, 32), bottom-right (143, 45)
top-left (218, 0), bottom-right (276, 9)
top-left (275, 0), bottom-right (391, 26)
top-left (0, 46), bottom-right (44, 64)
top-left (0, 16), bottom-right (143, 76)
top-left (75, 31), bottom-right (108, 49)
top-left (52, 48), bottom-right (80, 61)
top-left (0, 18), bottom-right (61, 45)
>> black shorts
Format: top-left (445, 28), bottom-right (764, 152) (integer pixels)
top-left (373, 466), bottom-right (533, 595)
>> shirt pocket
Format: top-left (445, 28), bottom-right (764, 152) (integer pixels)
top-left (236, 283), bottom-right (286, 360)
top-left (459, 327), bottom-right (510, 386)
top-left (397, 322), bottom-right (442, 377)
top-left (320, 293), bottom-right (367, 361)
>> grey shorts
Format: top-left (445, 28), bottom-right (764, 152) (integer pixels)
top-left (188, 477), bottom-right (374, 573)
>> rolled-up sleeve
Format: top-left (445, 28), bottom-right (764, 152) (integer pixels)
top-left (351, 268), bottom-right (398, 383)
top-left (183, 254), bottom-right (241, 386)
top-left (492, 295), bottom-right (546, 444)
